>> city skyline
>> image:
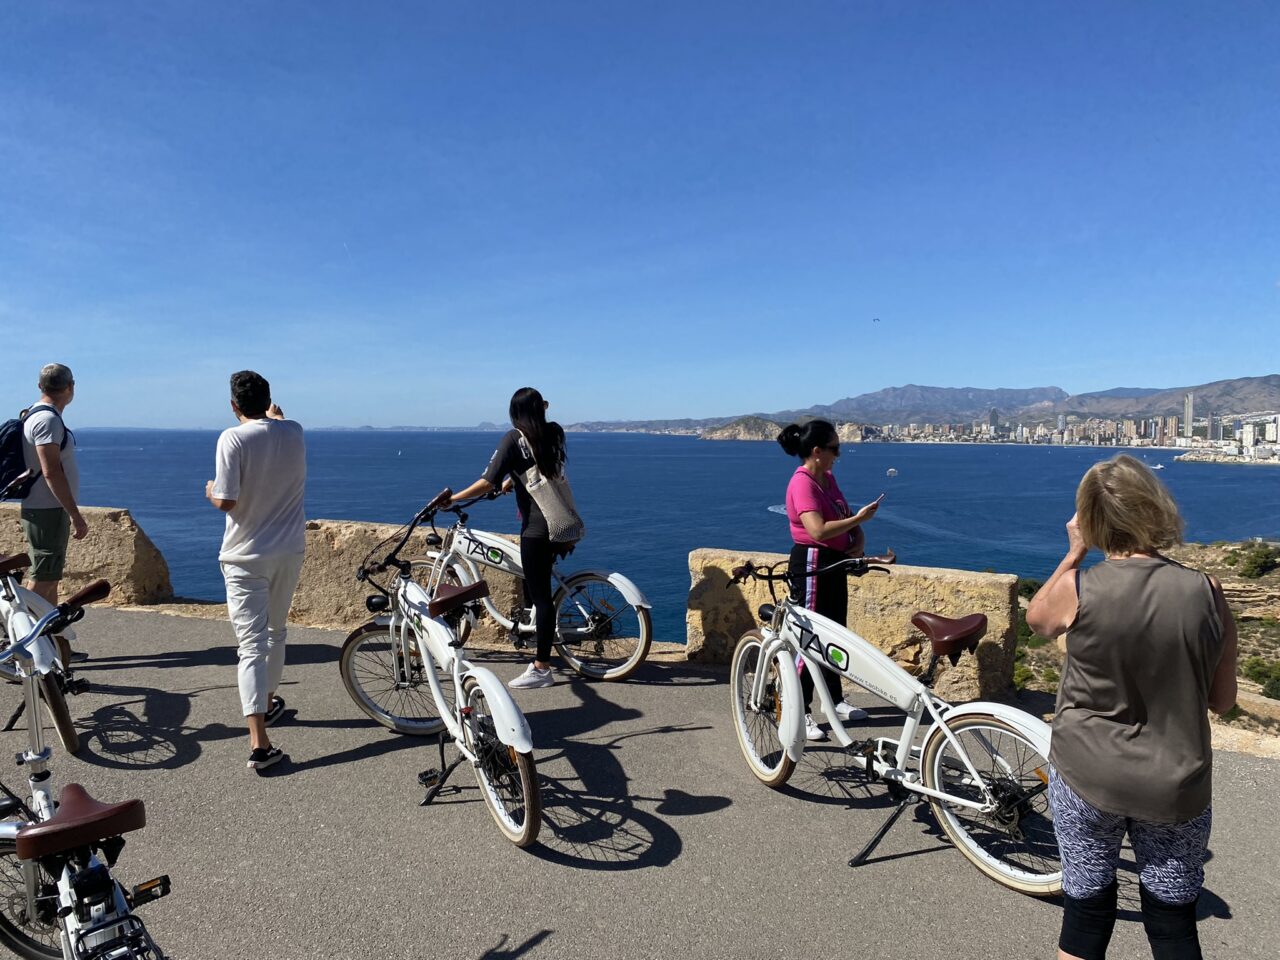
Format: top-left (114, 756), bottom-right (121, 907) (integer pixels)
top-left (3, 2), bottom-right (1279, 428)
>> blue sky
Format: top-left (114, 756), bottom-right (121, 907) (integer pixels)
top-left (2, 2), bottom-right (1277, 428)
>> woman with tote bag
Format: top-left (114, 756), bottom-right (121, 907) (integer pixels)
top-left (448, 387), bottom-right (585, 689)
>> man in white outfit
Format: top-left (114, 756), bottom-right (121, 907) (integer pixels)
top-left (206, 371), bottom-right (306, 772)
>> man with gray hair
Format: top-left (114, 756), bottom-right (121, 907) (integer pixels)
top-left (21, 364), bottom-right (89, 662)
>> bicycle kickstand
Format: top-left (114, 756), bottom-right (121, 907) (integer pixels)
top-left (2, 699), bottom-right (24, 733)
top-left (418, 733), bottom-right (464, 806)
top-left (849, 783), bottom-right (916, 868)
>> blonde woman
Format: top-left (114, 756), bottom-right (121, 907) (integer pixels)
top-left (1027, 455), bottom-right (1237, 960)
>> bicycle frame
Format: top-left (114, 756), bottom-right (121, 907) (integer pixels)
top-left (0, 570), bottom-right (78, 680)
top-left (425, 519), bottom-right (650, 636)
top-left (382, 573), bottom-right (533, 754)
top-left (0, 605), bottom-right (168, 959)
top-left (751, 600), bottom-right (1049, 813)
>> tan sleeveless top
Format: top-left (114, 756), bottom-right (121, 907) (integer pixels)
top-left (1050, 556), bottom-right (1223, 823)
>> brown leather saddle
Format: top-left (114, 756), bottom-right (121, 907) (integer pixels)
top-left (16, 784), bottom-right (146, 860)
top-left (428, 580), bottom-right (490, 619)
top-left (910, 611), bottom-right (988, 658)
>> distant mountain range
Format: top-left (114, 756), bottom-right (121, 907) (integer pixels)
top-left (564, 374), bottom-right (1280, 433)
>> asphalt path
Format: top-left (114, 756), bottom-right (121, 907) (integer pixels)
top-left (2, 607), bottom-right (1275, 960)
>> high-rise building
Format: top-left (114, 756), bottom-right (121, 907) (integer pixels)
top-left (1265, 419), bottom-right (1279, 443)
top-left (988, 408), bottom-right (999, 432)
top-left (1242, 423), bottom-right (1257, 448)
top-left (1183, 393), bottom-right (1194, 437)
top-left (1165, 415), bottom-right (1179, 439)
top-left (1205, 411), bottom-right (1216, 442)
top-left (1057, 414), bottom-right (1066, 432)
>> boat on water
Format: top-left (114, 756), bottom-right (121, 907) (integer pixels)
top-left (1152, 463), bottom-right (1165, 470)
top-left (886, 467), bottom-right (898, 477)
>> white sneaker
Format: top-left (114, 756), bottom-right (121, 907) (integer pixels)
top-left (834, 700), bottom-right (868, 722)
top-left (508, 663), bottom-right (554, 690)
top-left (804, 714), bottom-right (827, 742)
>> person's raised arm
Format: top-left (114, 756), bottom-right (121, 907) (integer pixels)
top-left (1026, 514), bottom-right (1087, 639)
top-left (798, 495), bottom-right (882, 543)
top-left (1207, 576), bottom-right (1238, 715)
top-left (446, 478), bottom-right (495, 505)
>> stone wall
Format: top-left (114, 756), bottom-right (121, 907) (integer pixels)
top-left (292, 520), bottom-right (523, 639)
top-left (0, 505), bottom-right (173, 605)
top-left (686, 548), bottom-right (1019, 701)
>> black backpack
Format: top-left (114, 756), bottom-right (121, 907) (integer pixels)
top-left (0, 404), bottom-right (68, 500)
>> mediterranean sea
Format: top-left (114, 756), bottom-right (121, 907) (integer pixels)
top-left (76, 430), bottom-right (1280, 644)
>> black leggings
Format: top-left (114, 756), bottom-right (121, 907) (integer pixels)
top-left (788, 543), bottom-right (846, 711)
top-left (520, 537), bottom-right (570, 663)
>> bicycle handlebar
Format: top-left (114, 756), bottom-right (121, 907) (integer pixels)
top-left (727, 551), bottom-right (897, 588)
top-left (0, 578), bottom-right (111, 665)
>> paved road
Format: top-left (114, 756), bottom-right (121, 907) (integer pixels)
top-left (3, 607), bottom-right (1275, 960)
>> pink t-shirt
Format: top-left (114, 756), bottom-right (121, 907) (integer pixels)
top-left (786, 467), bottom-right (853, 551)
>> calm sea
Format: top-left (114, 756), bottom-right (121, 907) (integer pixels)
top-left (76, 430), bottom-right (1280, 643)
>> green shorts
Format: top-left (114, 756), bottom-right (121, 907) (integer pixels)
top-left (19, 507), bottom-right (70, 582)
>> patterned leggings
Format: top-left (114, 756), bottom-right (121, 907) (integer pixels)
top-left (1049, 768), bottom-right (1212, 904)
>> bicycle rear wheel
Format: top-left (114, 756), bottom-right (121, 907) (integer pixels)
top-left (920, 713), bottom-right (1061, 896)
top-left (0, 829), bottom-right (62, 959)
top-left (462, 678), bottom-right (540, 848)
top-left (553, 573), bottom-right (651, 681)
top-left (339, 623), bottom-right (444, 736)
top-left (730, 630), bottom-right (796, 788)
top-left (38, 676), bottom-right (78, 755)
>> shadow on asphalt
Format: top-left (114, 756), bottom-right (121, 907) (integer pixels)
top-left (67, 676), bottom-right (394, 772)
top-left (522, 680), bottom-right (731, 871)
top-left (477, 929), bottom-right (554, 959)
top-left (79, 642), bottom-right (339, 670)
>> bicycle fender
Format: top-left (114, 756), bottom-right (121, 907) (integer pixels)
top-left (14, 586), bottom-right (77, 644)
top-left (779, 648), bottom-right (805, 763)
top-left (930, 701), bottom-right (1052, 755)
top-left (461, 667), bottom-right (535, 754)
top-left (568, 570), bottom-right (652, 609)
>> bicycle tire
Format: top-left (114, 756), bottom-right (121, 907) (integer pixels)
top-left (0, 833), bottom-right (62, 959)
top-left (730, 630), bottom-right (796, 788)
top-left (920, 713), bottom-right (1062, 896)
top-left (462, 677), bottom-right (540, 847)
top-left (338, 622), bottom-right (445, 736)
top-left (38, 675), bottom-right (78, 755)
top-left (552, 572), bottom-right (652, 681)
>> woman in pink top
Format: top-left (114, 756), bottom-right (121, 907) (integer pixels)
top-left (778, 420), bottom-right (883, 741)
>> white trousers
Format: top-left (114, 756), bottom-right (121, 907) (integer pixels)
top-left (222, 553), bottom-right (304, 717)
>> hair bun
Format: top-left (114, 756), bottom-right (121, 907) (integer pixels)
top-left (777, 423), bottom-right (803, 456)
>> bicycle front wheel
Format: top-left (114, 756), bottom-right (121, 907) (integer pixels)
top-left (920, 714), bottom-right (1061, 896)
top-left (0, 831), bottom-right (62, 960)
top-left (553, 573), bottom-right (651, 681)
top-left (462, 678), bottom-right (540, 847)
top-left (38, 676), bottom-right (78, 755)
top-left (730, 630), bottom-right (796, 788)
top-left (339, 623), bottom-right (444, 736)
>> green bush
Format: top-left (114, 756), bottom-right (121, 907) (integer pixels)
top-left (1264, 677), bottom-right (1280, 701)
top-left (1017, 577), bottom-right (1043, 600)
top-left (1224, 550), bottom-right (1240, 566)
top-left (1013, 663), bottom-right (1035, 690)
top-left (1242, 657), bottom-right (1280, 686)
top-left (1238, 543), bottom-right (1280, 579)
top-left (1041, 667), bottom-right (1061, 687)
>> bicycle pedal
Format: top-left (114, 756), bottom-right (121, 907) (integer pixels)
top-left (128, 875), bottom-right (171, 908)
top-left (417, 768), bottom-right (441, 788)
top-left (65, 678), bottom-right (91, 696)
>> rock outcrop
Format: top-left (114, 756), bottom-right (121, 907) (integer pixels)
top-left (0, 505), bottom-right (173, 605)
top-left (686, 548), bottom-right (1018, 700)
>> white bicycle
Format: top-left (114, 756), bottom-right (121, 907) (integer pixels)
top-left (421, 491), bottom-right (653, 681)
top-left (0, 579), bottom-right (171, 959)
top-left (727, 555), bottom-right (1062, 896)
top-left (0, 555), bottom-right (85, 755)
top-left (339, 490), bottom-right (541, 847)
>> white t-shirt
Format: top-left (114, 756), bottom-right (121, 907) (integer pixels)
top-left (212, 418), bottom-right (306, 563)
top-left (22, 405), bottom-right (78, 510)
